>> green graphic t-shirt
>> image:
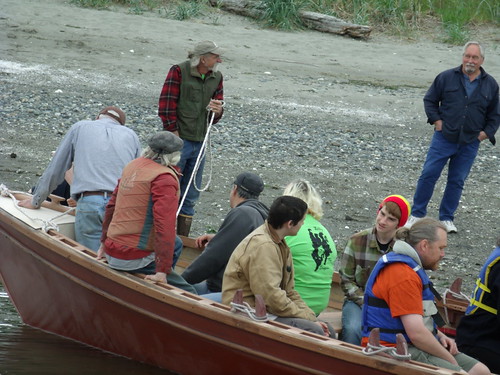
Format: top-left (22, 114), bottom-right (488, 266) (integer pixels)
top-left (285, 214), bottom-right (337, 315)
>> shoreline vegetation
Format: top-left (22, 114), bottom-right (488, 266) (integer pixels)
top-left (70, 0), bottom-right (499, 44)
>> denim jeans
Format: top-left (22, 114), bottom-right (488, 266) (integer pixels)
top-left (275, 317), bottom-right (336, 339)
top-left (191, 281), bottom-right (222, 302)
top-left (193, 281), bottom-right (211, 294)
top-left (177, 140), bottom-right (206, 217)
top-left (75, 194), bottom-right (110, 252)
top-left (411, 131), bottom-right (480, 221)
top-left (341, 300), bottom-right (362, 345)
top-left (172, 235), bottom-right (183, 269)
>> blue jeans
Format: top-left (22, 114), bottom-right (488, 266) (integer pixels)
top-left (177, 140), bottom-right (206, 217)
top-left (341, 300), bottom-right (362, 345)
top-left (75, 194), bottom-right (110, 252)
top-left (411, 131), bottom-right (480, 221)
top-left (172, 235), bottom-right (183, 269)
top-left (275, 317), bottom-right (336, 339)
top-left (191, 281), bottom-right (221, 302)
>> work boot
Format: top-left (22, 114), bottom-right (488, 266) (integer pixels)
top-left (177, 214), bottom-right (193, 237)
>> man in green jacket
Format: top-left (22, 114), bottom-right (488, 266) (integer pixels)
top-left (158, 40), bottom-right (225, 236)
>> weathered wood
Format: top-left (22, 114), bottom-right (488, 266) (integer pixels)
top-left (208, 0), bottom-right (371, 39)
top-left (299, 11), bottom-right (371, 39)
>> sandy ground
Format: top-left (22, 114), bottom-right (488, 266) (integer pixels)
top-left (0, 0), bottom-right (499, 293)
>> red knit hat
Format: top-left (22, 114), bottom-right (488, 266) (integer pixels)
top-left (379, 195), bottom-right (411, 227)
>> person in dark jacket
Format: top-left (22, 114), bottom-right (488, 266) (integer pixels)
top-left (405, 41), bottom-right (499, 234)
top-left (457, 237), bottom-right (500, 374)
top-left (181, 172), bottom-right (268, 297)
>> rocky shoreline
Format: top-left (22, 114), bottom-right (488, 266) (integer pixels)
top-left (1, 0), bottom-right (499, 296)
top-left (2, 73), bottom-right (499, 296)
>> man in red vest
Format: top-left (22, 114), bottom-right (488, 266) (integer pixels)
top-left (98, 132), bottom-right (196, 293)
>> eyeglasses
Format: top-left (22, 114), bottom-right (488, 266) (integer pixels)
top-left (463, 54), bottom-right (482, 62)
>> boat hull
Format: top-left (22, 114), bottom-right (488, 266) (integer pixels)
top-left (0, 198), bottom-right (461, 375)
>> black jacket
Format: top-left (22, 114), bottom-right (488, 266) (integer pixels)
top-left (182, 199), bottom-right (269, 292)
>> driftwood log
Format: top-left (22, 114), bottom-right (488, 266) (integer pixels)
top-left (208, 0), bottom-right (372, 39)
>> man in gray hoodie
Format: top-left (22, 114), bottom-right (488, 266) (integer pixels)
top-left (182, 172), bottom-right (268, 296)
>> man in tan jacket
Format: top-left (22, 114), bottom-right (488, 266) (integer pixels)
top-left (222, 195), bottom-right (335, 338)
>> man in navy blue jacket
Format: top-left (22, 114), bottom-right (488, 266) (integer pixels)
top-left (406, 41), bottom-right (499, 234)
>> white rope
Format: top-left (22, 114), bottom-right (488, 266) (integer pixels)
top-left (230, 301), bottom-right (269, 322)
top-left (177, 102), bottom-right (224, 217)
top-left (441, 288), bottom-right (470, 325)
top-left (362, 343), bottom-right (412, 360)
top-left (0, 184), bottom-right (75, 233)
top-left (192, 111), bottom-right (216, 193)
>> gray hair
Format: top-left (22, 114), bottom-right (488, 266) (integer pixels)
top-left (142, 147), bottom-right (181, 167)
top-left (395, 217), bottom-right (446, 248)
top-left (189, 55), bottom-right (201, 67)
top-left (235, 185), bottom-right (259, 200)
top-left (463, 41), bottom-right (484, 59)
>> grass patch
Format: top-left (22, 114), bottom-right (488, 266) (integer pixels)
top-left (70, 0), bottom-right (113, 9)
top-left (161, 0), bottom-right (204, 20)
top-left (258, 0), bottom-right (307, 30)
top-left (69, 0), bottom-right (498, 44)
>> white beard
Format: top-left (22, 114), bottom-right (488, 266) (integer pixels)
top-left (464, 63), bottom-right (476, 74)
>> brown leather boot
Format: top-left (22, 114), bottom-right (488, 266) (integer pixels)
top-left (177, 214), bottom-right (193, 237)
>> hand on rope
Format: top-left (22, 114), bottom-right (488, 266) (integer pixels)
top-left (0, 183), bottom-right (75, 233)
top-left (206, 99), bottom-right (224, 116)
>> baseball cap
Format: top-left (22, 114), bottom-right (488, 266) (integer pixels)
top-left (98, 106), bottom-right (126, 125)
top-left (234, 172), bottom-right (264, 196)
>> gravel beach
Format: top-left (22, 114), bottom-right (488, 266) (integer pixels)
top-left (1, 0), bottom-right (499, 295)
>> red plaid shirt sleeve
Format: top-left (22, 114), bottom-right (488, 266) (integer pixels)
top-left (158, 66), bottom-right (225, 131)
top-left (212, 77), bottom-right (224, 124)
top-left (158, 65), bottom-right (181, 132)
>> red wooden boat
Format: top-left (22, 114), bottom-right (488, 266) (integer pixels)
top-left (0, 189), bottom-right (467, 375)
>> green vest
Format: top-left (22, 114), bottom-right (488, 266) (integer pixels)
top-left (177, 61), bottom-right (222, 142)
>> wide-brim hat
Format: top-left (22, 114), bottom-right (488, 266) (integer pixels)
top-left (191, 41), bottom-right (224, 56)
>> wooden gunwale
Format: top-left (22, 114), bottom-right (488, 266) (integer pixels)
top-left (0, 196), bottom-right (465, 375)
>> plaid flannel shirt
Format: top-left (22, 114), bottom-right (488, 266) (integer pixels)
top-left (158, 64), bottom-right (224, 132)
top-left (339, 227), bottom-right (395, 306)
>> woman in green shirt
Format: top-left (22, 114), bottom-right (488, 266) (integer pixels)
top-left (284, 180), bottom-right (337, 315)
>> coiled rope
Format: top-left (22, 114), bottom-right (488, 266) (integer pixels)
top-left (0, 184), bottom-right (75, 233)
top-left (230, 301), bottom-right (269, 322)
top-left (362, 343), bottom-right (412, 360)
top-left (441, 287), bottom-right (470, 326)
top-left (177, 102), bottom-right (224, 218)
